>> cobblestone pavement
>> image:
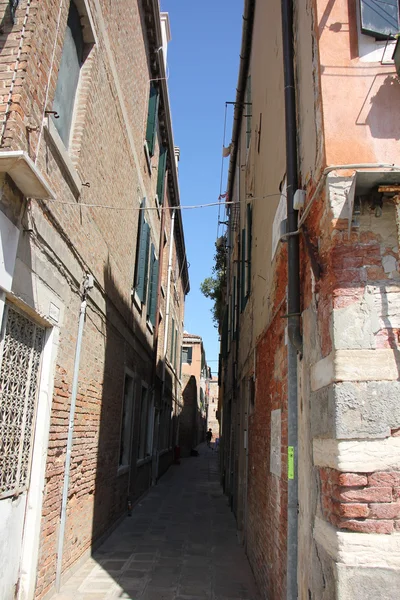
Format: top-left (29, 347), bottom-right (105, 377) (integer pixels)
top-left (52, 444), bottom-right (260, 600)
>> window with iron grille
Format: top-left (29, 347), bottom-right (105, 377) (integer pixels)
top-left (0, 305), bottom-right (45, 499)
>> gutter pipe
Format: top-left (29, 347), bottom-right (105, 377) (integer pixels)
top-left (55, 274), bottom-right (93, 591)
top-left (149, 0), bottom-right (189, 296)
top-left (161, 208), bottom-right (176, 403)
top-left (281, 0), bottom-right (300, 599)
top-left (227, 0), bottom-right (256, 205)
top-left (151, 183), bottom-right (168, 486)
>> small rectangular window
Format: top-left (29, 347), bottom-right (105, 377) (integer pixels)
top-left (170, 317), bottom-right (175, 363)
top-left (146, 393), bottom-right (155, 457)
top-left (182, 345), bottom-right (192, 364)
top-left (146, 85), bottom-right (160, 157)
top-left (246, 203), bottom-right (252, 296)
top-left (119, 373), bottom-right (134, 468)
top-left (53, 1), bottom-right (84, 148)
top-left (174, 327), bottom-right (178, 369)
top-left (137, 385), bottom-right (154, 460)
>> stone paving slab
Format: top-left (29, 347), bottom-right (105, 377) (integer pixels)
top-left (52, 445), bottom-right (260, 600)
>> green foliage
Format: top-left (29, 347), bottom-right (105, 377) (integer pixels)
top-left (200, 241), bottom-right (226, 327)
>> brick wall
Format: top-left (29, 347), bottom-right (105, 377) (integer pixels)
top-left (320, 467), bottom-right (400, 534)
top-left (179, 374), bottom-right (197, 457)
top-left (246, 251), bottom-right (288, 600)
top-left (0, 1), bottom-right (187, 598)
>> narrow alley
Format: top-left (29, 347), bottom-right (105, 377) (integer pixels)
top-left (53, 446), bottom-right (260, 600)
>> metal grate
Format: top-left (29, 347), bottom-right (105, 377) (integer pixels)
top-left (0, 306), bottom-right (44, 499)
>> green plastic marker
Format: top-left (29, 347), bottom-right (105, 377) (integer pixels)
top-left (288, 446), bottom-right (294, 480)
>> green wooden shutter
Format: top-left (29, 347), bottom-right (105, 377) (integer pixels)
top-left (360, 0), bottom-right (399, 39)
top-left (241, 228), bottom-right (247, 311)
top-left (247, 203), bottom-right (252, 296)
top-left (146, 85), bottom-right (159, 157)
top-left (136, 221), bottom-right (150, 304)
top-left (148, 246), bottom-right (159, 326)
top-left (156, 146), bottom-right (168, 205)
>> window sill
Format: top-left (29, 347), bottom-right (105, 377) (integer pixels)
top-left (117, 464), bottom-right (130, 476)
top-left (43, 117), bottom-right (82, 196)
top-left (137, 455), bottom-right (152, 467)
top-left (144, 142), bottom-right (152, 174)
top-left (155, 194), bottom-right (161, 219)
top-left (159, 447), bottom-right (172, 457)
top-left (132, 290), bottom-right (142, 313)
top-left (146, 319), bottom-right (154, 335)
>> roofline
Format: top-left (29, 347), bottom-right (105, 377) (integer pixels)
top-left (227, 0), bottom-right (256, 204)
top-left (147, 0), bottom-right (190, 294)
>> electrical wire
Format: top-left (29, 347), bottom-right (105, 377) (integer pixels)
top-left (217, 103), bottom-right (229, 239)
top-left (34, 0), bottom-right (65, 163)
top-left (42, 193), bottom-right (283, 212)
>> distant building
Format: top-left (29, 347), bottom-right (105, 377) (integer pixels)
top-left (179, 332), bottom-right (208, 455)
top-left (207, 377), bottom-right (219, 441)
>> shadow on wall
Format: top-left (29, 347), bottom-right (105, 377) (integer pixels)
top-left (91, 259), bottom-right (175, 544)
top-left (179, 375), bottom-right (206, 457)
top-left (360, 75), bottom-right (400, 140)
top-left (56, 255), bottom-right (177, 577)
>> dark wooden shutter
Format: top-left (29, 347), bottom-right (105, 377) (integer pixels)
top-left (187, 346), bottom-right (193, 364)
top-left (246, 203), bottom-right (252, 295)
top-left (360, 0), bottom-right (399, 39)
top-left (148, 246), bottom-right (159, 326)
top-left (241, 228), bottom-right (247, 311)
top-left (156, 147), bottom-right (168, 205)
top-left (146, 85), bottom-right (159, 156)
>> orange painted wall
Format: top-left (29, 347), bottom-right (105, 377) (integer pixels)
top-left (316, 0), bottom-right (400, 165)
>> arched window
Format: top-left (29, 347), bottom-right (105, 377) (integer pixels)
top-left (53, 2), bottom-right (84, 147)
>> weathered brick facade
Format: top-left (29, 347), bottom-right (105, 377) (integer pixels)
top-left (0, 2), bottom-right (188, 599)
top-left (219, 0), bottom-right (400, 599)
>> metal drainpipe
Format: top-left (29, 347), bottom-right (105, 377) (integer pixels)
top-left (281, 0), bottom-right (301, 598)
top-left (161, 208), bottom-right (175, 417)
top-left (150, 183), bottom-right (168, 486)
top-left (55, 275), bottom-right (93, 592)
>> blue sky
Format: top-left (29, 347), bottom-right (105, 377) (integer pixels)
top-left (161, 0), bottom-right (243, 375)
